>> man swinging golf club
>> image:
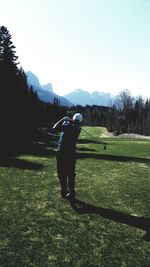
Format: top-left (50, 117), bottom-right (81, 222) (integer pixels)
top-left (53, 113), bottom-right (83, 200)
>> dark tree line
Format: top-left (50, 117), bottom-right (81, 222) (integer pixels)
top-left (108, 90), bottom-right (150, 136)
top-left (0, 26), bottom-right (66, 154)
top-left (68, 105), bottom-right (109, 127)
top-left (68, 90), bottom-right (150, 136)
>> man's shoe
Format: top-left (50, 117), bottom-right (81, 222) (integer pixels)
top-left (61, 191), bottom-right (69, 198)
top-left (65, 193), bottom-right (76, 201)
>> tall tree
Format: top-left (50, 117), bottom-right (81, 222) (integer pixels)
top-left (0, 26), bottom-right (19, 146)
top-left (0, 26), bottom-right (19, 83)
top-left (0, 25), bottom-right (69, 153)
top-left (0, 26), bottom-right (40, 150)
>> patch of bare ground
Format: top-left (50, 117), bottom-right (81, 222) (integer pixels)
top-left (116, 133), bottom-right (150, 139)
top-left (102, 129), bottom-right (150, 139)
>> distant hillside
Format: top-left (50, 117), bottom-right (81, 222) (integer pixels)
top-left (64, 89), bottom-right (114, 106)
top-left (26, 71), bottom-right (72, 107)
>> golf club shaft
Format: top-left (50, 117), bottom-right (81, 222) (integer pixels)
top-left (81, 128), bottom-right (107, 145)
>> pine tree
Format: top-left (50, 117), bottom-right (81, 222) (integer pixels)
top-left (0, 26), bottom-right (18, 72)
top-left (0, 26), bottom-right (19, 148)
top-left (0, 26), bottom-right (41, 150)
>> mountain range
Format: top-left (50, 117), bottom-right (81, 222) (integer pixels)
top-left (26, 71), bottom-right (72, 107)
top-left (26, 71), bottom-right (114, 107)
top-left (63, 89), bottom-right (114, 106)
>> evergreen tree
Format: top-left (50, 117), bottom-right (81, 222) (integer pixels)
top-left (0, 25), bottom-right (70, 153)
top-left (0, 26), bottom-right (18, 72)
top-left (0, 26), bottom-right (40, 150)
top-left (0, 26), bottom-right (20, 149)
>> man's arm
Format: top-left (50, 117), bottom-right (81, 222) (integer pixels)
top-left (52, 116), bottom-right (70, 131)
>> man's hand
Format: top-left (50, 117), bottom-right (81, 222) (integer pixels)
top-left (52, 116), bottom-right (71, 130)
top-left (63, 116), bottom-right (70, 121)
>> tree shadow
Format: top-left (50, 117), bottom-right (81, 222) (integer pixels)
top-left (1, 140), bottom-right (56, 158)
top-left (0, 141), bottom-right (56, 170)
top-left (69, 198), bottom-right (150, 241)
top-left (0, 139), bottom-right (56, 170)
top-left (77, 152), bottom-right (150, 164)
top-left (0, 156), bottom-right (43, 170)
top-left (0, 129), bottom-right (57, 170)
top-left (17, 142), bottom-right (56, 158)
top-left (77, 147), bottom-right (96, 152)
top-left (78, 139), bottom-right (101, 144)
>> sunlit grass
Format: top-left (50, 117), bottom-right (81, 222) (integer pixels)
top-left (0, 127), bottom-right (150, 266)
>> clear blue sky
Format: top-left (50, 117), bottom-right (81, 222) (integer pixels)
top-left (1, 0), bottom-right (150, 97)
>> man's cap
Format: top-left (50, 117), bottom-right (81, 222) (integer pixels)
top-left (72, 113), bottom-right (83, 123)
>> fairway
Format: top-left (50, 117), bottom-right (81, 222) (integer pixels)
top-left (0, 127), bottom-right (150, 267)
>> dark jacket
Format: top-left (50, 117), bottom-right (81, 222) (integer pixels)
top-left (57, 120), bottom-right (81, 153)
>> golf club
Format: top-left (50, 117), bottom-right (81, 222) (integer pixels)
top-left (81, 128), bottom-right (108, 150)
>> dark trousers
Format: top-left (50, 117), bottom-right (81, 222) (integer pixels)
top-left (56, 151), bottom-right (76, 196)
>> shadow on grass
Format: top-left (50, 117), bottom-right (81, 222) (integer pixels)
top-left (69, 198), bottom-right (150, 241)
top-left (0, 127), bottom-right (57, 159)
top-left (12, 142), bottom-right (56, 158)
top-left (77, 152), bottom-right (150, 164)
top-left (78, 139), bottom-right (100, 144)
top-left (0, 142), bottom-right (56, 170)
top-left (0, 127), bottom-right (58, 170)
top-left (77, 147), bottom-right (96, 152)
top-left (0, 156), bottom-right (43, 170)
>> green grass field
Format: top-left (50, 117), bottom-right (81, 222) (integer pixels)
top-left (0, 127), bottom-right (150, 267)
